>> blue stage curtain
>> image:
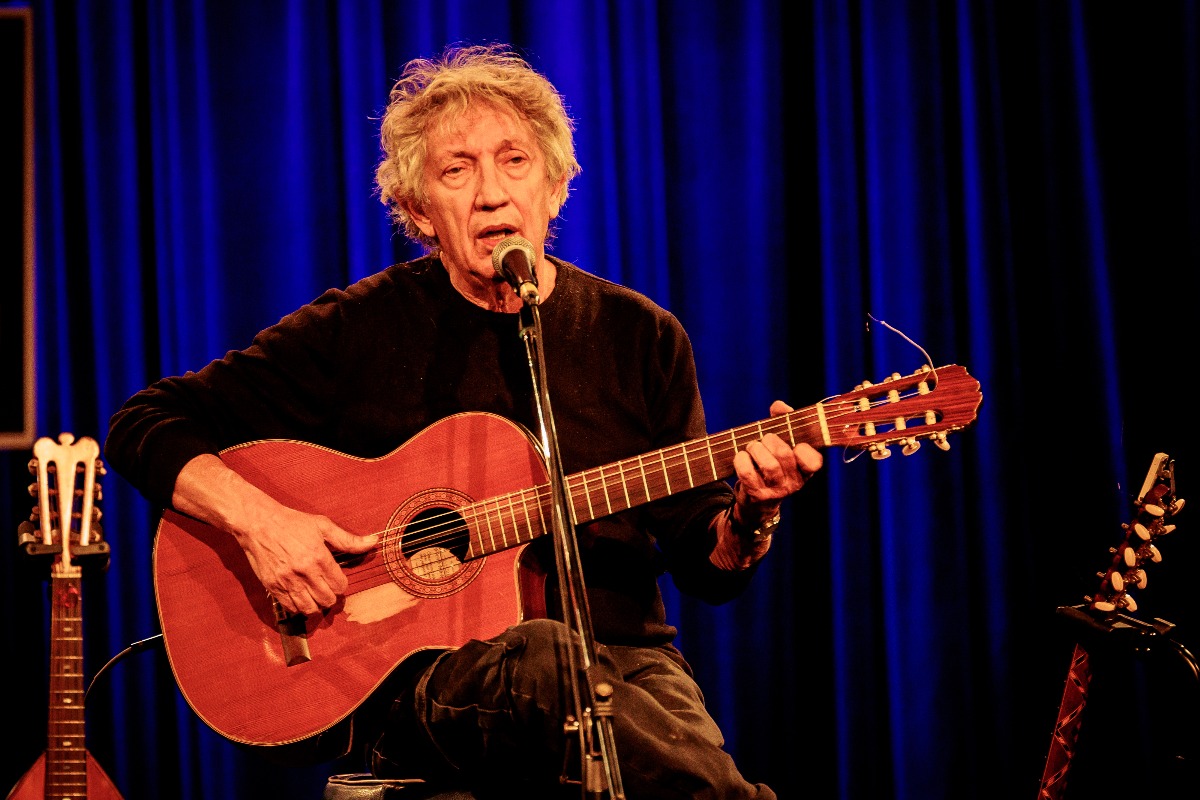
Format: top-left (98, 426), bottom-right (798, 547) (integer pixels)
top-left (2, 2), bottom-right (1195, 799)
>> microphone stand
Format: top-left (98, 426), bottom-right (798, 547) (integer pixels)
top-left (515, 296), bottom-right (625, 800)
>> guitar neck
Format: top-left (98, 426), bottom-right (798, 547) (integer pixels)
top-left (47, 569), bottom-right (88, 800)
top-left (1037, 642), bottom-right (1092, 799)
top-left (459, 406), bottom-right (826, 560)
top-left (462, 365), bottom-right (981, 558)
top-left (567, 408), bottom-right (821, 525)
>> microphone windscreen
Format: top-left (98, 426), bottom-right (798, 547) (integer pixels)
top-left (491, 235), bottom-right (536, 274)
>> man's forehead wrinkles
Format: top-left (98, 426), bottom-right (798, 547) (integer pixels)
top-left (436, 138), bottom-right (523, 161)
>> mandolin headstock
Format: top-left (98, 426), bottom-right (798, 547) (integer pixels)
top-left (17, 432), bottom-right (110, 574)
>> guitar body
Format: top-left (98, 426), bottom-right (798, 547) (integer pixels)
top-left (6, 753), bottom-right (123, 800)
top-left (154, 413), bottom-right (551, 748)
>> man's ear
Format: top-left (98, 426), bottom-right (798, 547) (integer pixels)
top-left (548, 176), bottom-right (568, 219)
top-left (404, 200), bottom-right (437, 238)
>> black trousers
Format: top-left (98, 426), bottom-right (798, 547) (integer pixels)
top-left (370, 618), bottom-right (775, 799)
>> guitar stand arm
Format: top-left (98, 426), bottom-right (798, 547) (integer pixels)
top-left (1056, 605), bottom-right (1200, 683)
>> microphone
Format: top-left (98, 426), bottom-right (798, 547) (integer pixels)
top-left (491, 235), bottom-right (540, 304)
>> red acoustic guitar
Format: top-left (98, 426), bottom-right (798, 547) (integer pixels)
top-left (1035, 452), bottom-right (1185, 799)
top-left (8, 433), bottom-right (124, 800)
top-left (152, 364), bottom-right (982, 751)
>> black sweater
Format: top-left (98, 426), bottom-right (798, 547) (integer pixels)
top-left (106, 255), bottom-right (753, 646)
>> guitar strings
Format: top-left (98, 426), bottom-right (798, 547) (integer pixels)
top-left (335, 402), bottom-right (820, 568)
top-left (331, 377), bottom-right (957, 593)
top-left (334, 379), bottom-right (956, 587)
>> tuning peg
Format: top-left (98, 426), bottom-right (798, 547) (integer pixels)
top-left (1147, 543), bottom-right (1162, 563)
top-left (932, 433), bottom-right (951, 451)
top-left (870, 444), bottom-right (892, 460)
top-left (1170, 497), bottom-right (1186, 515)
top-left (1122, 594), bottom-right (1138, 613)
top-left (1133, 522), bottom-right (1151, 540)
top-left (901, 438), bottom-right (921, 456)
top-left (1143, 503), bottom-right (1165, 518)
top-left (1130, 568), bottom-right (1148, 589)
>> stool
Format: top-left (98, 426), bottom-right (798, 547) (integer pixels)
top-left (322, 772), bottom-right (477, 800)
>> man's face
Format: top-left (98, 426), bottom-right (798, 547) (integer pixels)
top-left (409, 101), bottom-right (563, 291)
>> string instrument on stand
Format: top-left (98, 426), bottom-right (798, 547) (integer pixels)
top-left (1035, 452), bottom-right (1188, 800)
top-left (7, 433), bottom-right (124, 800)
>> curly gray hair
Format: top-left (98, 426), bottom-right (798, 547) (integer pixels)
top-left (375, 43), bottom-right (582, 249)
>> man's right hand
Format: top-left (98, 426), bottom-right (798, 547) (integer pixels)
top-left (171, 453), bottom-right (378, 616)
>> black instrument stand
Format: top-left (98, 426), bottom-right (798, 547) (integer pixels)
top-left (1056, 605), bottom-right (1198, 678)
top-left (516, 299), bottom-right (626, 800)
top-left (1053, 604), bottom-right (1199, 797)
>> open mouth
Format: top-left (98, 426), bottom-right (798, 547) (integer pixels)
top-left (480, 226), bottom-right (517, 245)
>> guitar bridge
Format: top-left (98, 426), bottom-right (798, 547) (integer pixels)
top-left (272, 596), bottom-right (311, 666)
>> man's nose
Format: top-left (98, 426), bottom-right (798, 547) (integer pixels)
top-left (475, 163), bottom-right (509, 208)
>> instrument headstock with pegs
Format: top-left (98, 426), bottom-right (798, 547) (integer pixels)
top-left (1085, 453), bottom-right (1184, 615)
top-left (17, 432), bottom-right (110, 572)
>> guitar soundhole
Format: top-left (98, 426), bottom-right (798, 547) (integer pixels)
top-left (405, 507), bottom-right (470, 568)
top-left (384, 492), bottom-right (483, 598)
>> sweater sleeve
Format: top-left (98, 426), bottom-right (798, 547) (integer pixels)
top-left (104, 287), bottom-right (353, 509)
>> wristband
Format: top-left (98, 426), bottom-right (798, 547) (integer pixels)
top-left (730, 509), bottom-right (781, 540)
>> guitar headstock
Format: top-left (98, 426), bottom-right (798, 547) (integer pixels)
top-left (1087, 453), bottom-right (1185, 614)
top-left (17, 432), bottom-right (110, 573)
top-left (824, 364), bottom-right (983, 459)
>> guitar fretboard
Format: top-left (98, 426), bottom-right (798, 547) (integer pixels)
top-left (450, 364), bottom-right (980, 559)
top-left (47, 570), bottom-right (88, 799)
